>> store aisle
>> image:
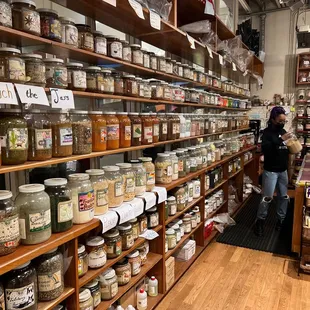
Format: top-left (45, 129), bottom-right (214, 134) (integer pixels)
top-left (156, 242), bottom-right (310, 310)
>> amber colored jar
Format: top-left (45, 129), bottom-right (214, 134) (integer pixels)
top-left (167, 113), bottom-right (176, 140)
top-left (158, 113), bottom-right (168, 141)
top-left (174, 114), bottom-right (180, 139)
top-left (129, 112), bottom-right (142, 146)
top-left (117, 112), bottom-right (131, 148)
top-left (104, 112), bottom-right (120, 150)
top-left (140, 113), bottom-right (153, 145)
top-left (151, 113), bottom-right (159, 143)
top-left (89, 111), bottom-right (107, 152)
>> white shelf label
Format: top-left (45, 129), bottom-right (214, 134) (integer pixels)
top-left (152, 186), bottom-right (167, 203)
top-left (219, 55), bottom-right (223, 66)
top-left (96, 211), bottom-right (118, 234)
top-left (130, 198), bottom-right (145, 217)
top-left (15, 84), bottom-right (49, 106)
top-left (136, 192), bottom-right (157, 210)
top-left (128, 0), bottom-right (145, 19)
top-left (50, 88), bottom-right (75, 109)
top-left (114, 203), bottom-right (135, 224)
top-left (139, 229), bottom-right (159, 240)
top-left (102, 0), bottom-right (116, 6)
top-left (207, 46), bottom-right (213, 59)
top-left (0, 83), bottom-right (18, 105)
top-left (150, 10), bottom-right (161, 30)
top-left (186, 34), bottom-right (196, 49)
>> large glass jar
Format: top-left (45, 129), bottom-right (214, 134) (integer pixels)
top-left (0, 47), bottom-right (25, 83)
top-left (166, 113), bottom-right (176, 140)
top-left (76, 24), bottom-right (94, 51)
top-left (44, 58), bottom-right (68, 89)
top-left (68, 173), bottom-right (94, 224)
top-left (150, 80), bottom-right (163, 100)
top-left (129, 112), bottom-right (142, 146)
top-left (166, 152), bottom-right (178, 180)
top-left (89, 111), bottom-right (107, 152)
top-left (103, 229), bottom-right (122, 259)
top-left (25, 110), bottom-right (52, 161)
top-left (16, 184), bottom-right (51, 245)
top-left (188, 147), bottom-right (197, 172)
top-left (59, 17), bottom-right (78, 47)
top-left (157, 56), bottom-right (166, 72)
top-left (86, 66), bottom-right (104, 92)
top-left (122, 40), bottom-right (132, 62)
top-left (11, 0), bottom-right (40, 35)
top-left (37, 8), bottom-right (61, 41)
top-left (117, 112), bottom-right (131, 148)
top-left (139, 157), bottom-right (155, 192)
top-left (0, 0), bottom-right (12, 27)
top-left (99, 268), bottom-right (118, 301)
top-left (0, 190), bottom-right (19, 256)
top-left (0, 109), bottom-right (28, 165)
top-left (93, 30), bottom-right (107, 55)
top-left (102, 69), bottom-right (114, 94)
top-left (67, 62), bottom-right (86, 91)
top-left (140, 113), bottom-right (153, 145)
top-left (86, 169), bottom-right (109, 215)
top-left (150, 53), bottom-right (157, 70)
top-left (116, 163), bottom-right (135, 201)
top-left (143, 51), bottom-right (151, 68)
top-left (124, 74), bottom-right (138, 97)
top-left (106, 36), bottom-right (123, 59)
top-left (83, 280), bottom-right (101, 309)
top-left (176, 150), bottom-right (186, 178)
top-left (4, 261), bottom-right (38, 310)
top-left (155, 153), bottom-right (172, 184)
top-left (162, 82), bottom-right (172, 101)
top-left (136, 77), bottom-right (144, 97)
top-left (131, 44), bottom-right (143, 66)
top-left (22, 53), bottom-right (46, 86)
top-left (102, 166), bottom-right (124, 208)
top-left (104, 112), bottom-right (120, 150)
top-left (117, 223), bottom-right (134, 250)
top-left (130, 159), bottom-right (146, 196)
top-left (70, 111), bottom-right (92, 155)
top-left (44, 178), bottom-right (73, 233)
top-left (158, 113), bottom-right (168, 141)
top-left (151, 113), bottom-right (159, 143)
top-left (35, 248), bottom-right (64, 301)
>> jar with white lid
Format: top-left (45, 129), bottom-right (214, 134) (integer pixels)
top-left (0, 0), bottom-right (12, 27)
top-left (193, 206), bottom-right (201, 223)
top-left (122, 40), bottom-right (132, 62)
top-left (68, 173), bottom-right (94, 224)
top-left (22, 53), bottom-right (46, 86)
top-left (44, 58), bottom-right (68, 89)
top-left (143, 50), bottom-right (150, 68)
top-left (86, 66), bottom-right (104, 92)
top-left (126, 250), bottom-right (141, 276)
top-left (129, 159), bottom-right (146, 196)
top-left (60, 16), bottom-right (78, 47)
top-left (158, 56), bottom-right (166, 72)
top-left (173, 219), bottom-right (184, 236)
top-left (78, 244), bottom-right (88, 277)
top-left (189, 212), bottom-right (197, 228)
top-left (146, 207), bottom-right (159, 228)
top-left (66, 62), bottom-right (86, 91)
top-left (165, 57), bottom-right (173, 74)
top-left (117, 223), bottom-right (134, 250)
top-left (15, 184), bottom-right (51, 245)
top-left (86, 236), bottom-right (107, 269)
top-left (155, 153), bottom-right (172, 184)
top-left (139, 157), bottom-right (155, 191)
top-left (93, 30), bottom-right (107, 55)
top-left (124, 74), bottom-right (138, 97)
top-left (166, 151), bottom-right (178, 180)
top-left (167, 196), bottom-right (177, 216)
top-left (170, 224), bottom-right (181, 242)
top-left (99, 268), bottom-right (118, 301)
top-left (79, 288), bottom-right (93, 310)
top-left (116, 163), bottom-right (135, 201)
top-left (166, 228), bottom-right (176, 249)
top-left (131, 44), bottom-right (143, 66)
top-left (102, 69), bottom-right (114, 93)
top-left (183, 216), bottom-right (192, 233)
top-left (83, 280), bottom-right (101, 308)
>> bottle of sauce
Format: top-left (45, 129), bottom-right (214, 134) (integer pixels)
top-left (129, 112), bottom-right (142, 146)
top-left (117, 112), bottom-right (131, 148)
top-left (104, 112), bottom-right (120, 150)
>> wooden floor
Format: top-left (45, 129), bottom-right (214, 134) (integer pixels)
top-left (157, 242), bottom-right (310, 310)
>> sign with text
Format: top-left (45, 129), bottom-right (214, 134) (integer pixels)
top-left (128, 0), bottom-right (145, 19)
top-left (50, 88), bottom-right (75, 109)
top-left (96, 211), bottom-right (118, 234)
top-left (102, 0), bottom-right (116, 6)
top-left (0, 83), bottom-right (18, 105)
top-left (114, 203), bottom-right (135, 224)
top-left (15, 84), bottom-right (49, 106)
top-left (150, 11), bottom-right (161, 30)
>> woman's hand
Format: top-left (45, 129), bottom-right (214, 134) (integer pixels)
top-left (281, 133), bottom-right (292, 141)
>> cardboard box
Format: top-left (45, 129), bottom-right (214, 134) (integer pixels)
top-left (174, 240), bottom-right (196, 261)
top-left (165, 256), bottom-right (175, 290)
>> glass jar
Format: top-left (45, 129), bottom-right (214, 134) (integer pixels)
top-left (171, 85), bottom-right (185, 102)
top-left (104, 112), bottom-right (120, 150)
top-left (79, 288), bottom-right (93, 310)
top-left (162, 82), bottom-right (172, 101)
top-left (0, 190), bottom-right (19, 256)
top-left (151, 113), bottom-right (159, 143)
top-left (93, 30), bottom-right (107, 55)
top-left (117, 223), bottom-right (134, 250)
top-left (89, 111), bottom-right (107, 152)
top-left (167, 196), bottom-right (177, 216)
top-left (183, 64), bottom-right (190, 79)
top-left (11, 0), bottom-right (40, 35)
top-left (4, 261), bottom-right (38, 310)
top-left (77, 244), bottom-right (88, 278)
top-left (176, 150), bottom-right (186, 178)
top-left (86, 66), bottom-right (104, 92)
top-left (76, 24), bottom-right (94, 51)
top-left (0, 47), bottom-right (25, 83)
top-left (128, 217), bottom-right (139, 240)
top-left (60, 17), bottom-right (78, 47)
top-left (68, 173), bottom-right (94, 224)
top-left (36, 248), bottom-right (64, 301)
top-left (171, 185), bottom-right (186, 211)
top-left (151, 80), bottom-right (164, 100)
top-left (126, 250), bottom-right (141, 276)
top-left (158, 113), bottom-right (168, 141)
top-left (99, 268), bottom-right (118, 300)
top-left (166, 228), bottom-right (176, 249)
top-left (166, 113), bottom-right (176, 140)
top-left (86, 236), bottom-right (107, 269)
top-left (114, 258), bottom-right (131, 286)
top-left (102, 166), bottom-right (124, 208)
top-left (38, 8), bottom-right (61, 41)
top-left (143, 51), bottom-right (151, 68)
top-left (188, 147), bottom-right (197, 172)
top-left (143, 79), bottom-right (152, 98)
top-left (44, 178), bottom-right (73, 233)
top-left (22, 53), bottom-right (46, 86)
top-left (122, 40), bottom-right (132, 62)
top-left (171, 60), bottom-right (177, 75)
top-left (113, 72), bottom-right (124, 95)
top-left (193, 179), bottom-right (201, 198)
top-left (158, 56), bottom-right (166, 72)
top-left (124, 74), bottom-right (138, 97)
top-left (140, 113), bottom-right (153, 145)
top-left (155, 153), bottom-right (172, 184)
top-left (166, 151), bottom-right (178, 181)
top-left (0, 0), bottom-right (12, 27)
top-left (66, 62), bottom-right (86, 91)
top-left (137, 242), bottom-right (148, 265)
top-left (83, 280), bottom-right (101, 309)
top-left (44, 58), bottom-right (68, 89)
top-left (176, 62), bottom-right (183, 76)
top-left (106, 36), bottom-right (123, 59)
top-left (195, 146), bottom-right (203, 170)
top-left (146, 207), bottom-right (159, 228)
top-left (166, 57), bottom-right (173, 74)
top-left (138, 213), bottom-right (147, 233)
top-left (183, 215), bottom-right (192, 233)
top-left (101, 69), bottom-right (114, 94)
top-left (117, 112), bottom-right (131, 148)
top-left (131, 44), bottom-right (143, 66)
top-left (103, 229), bottom-right (122, 259)
top-left (150, 53), bottom-right (157, 70)
top-left (193, 206), bottom-right (201, 223)
top-left (116, 163), bottom-right (135, 202)
top-left (139, 157), bottom-right (155, 191)
top-left (130, 159), bottom-right (146, 196)
top-left (136, 77), bottom-right (144, 97)
top-left (129, 112), bottom-right (142, 146)
top-left (15, 184), bottom-right (51, 245)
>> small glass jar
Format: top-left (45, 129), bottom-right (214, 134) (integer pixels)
top-left (60, 17), bottom-right (78, 47)
top-left (22, 53), bottom-right (46, 86)
top-left (130, 159), bottom-right (146, 196)
top-left (114, 258), bottom-right (131, 286)
top-left (86, 66), bottom-right (104, 92)
top-left (176, 150), bottom-right (186, 178)
top-left (172, 185), bottom-right (186, 211)
top-left (44, 58), bottom-right (68, 89)
top-left (167, 196), bottom-right (177, 216)
top-left (0, 0), bottom-right (12, 27)
top-left (183, 216), bottom-right (192, 233)
top-left (106, 36), bottom-right (123, 59)
top-left (93, 30), bottom-right (107, 55)
top-left (138, 213), bottom-right (148, 233)
top-left (137, 242), bottom-right (148, 265)
top-left (146, 207), bottom-right (159, 228)
top-left (76, 24), bottom-right (94, 51)
top-left (140, 113), bottom-right (153, 145)
top-left (143, 50), bottom-right (151, 68)
top-left (79, 289), bottom-right (93, 310)
top-left (99, 268), bottom-right (118, 301)
top-left (131, 44), bottom-right (143, 66)
top-left (193, 206), bottom-right (201, 223)
top-left (37, 8), bottom-right (61, 41)
top-left (126, 250), bottom-right (141, 276)
top-left (155, 153), bottom-right (172, 184)
top-left (103, 229), bottom-right (122, 259)
top-left (149, 52), bottom-right (157, 70)
top-left (143, 80), bottom-right (152, 98)
top-left (165, 57), bottom-right (173, 74)
top-left (151, 80), bottom-right (164, 99)
top-left (122, 40), bottom-right (132, 62)
top-left (86, 236), bottom-right (107, 269)
top-left (66, 62), bottom-right (86, 91)
top-left (193, 179), bottom-right (201, 198)
top-left (77, 244), bottom-right (88, 278)
top-left (129, 112), bottom-right (142, 146)
top-left (101, 69), bottom-right (114, 94)
top-left (139, 157), bottom-right (155, 191)
top-left (83, 280), bottom-right (101, 309)
top-left (116, 163), bottom-right (135, 202)
top-left (117, 223), bottom-right (134, 250)
top-left (124, 74), bottom-right (138, 97)
top-left (183, 64), bottom-right (191, 79)
top-left (128, 217), bottom-right (139, 240)
top-left (158, 56), bottom-right (166, 72)
top-left (166, 228), bottom-right (176, 249)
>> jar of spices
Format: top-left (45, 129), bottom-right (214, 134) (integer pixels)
top-left (89, 111), bottom-right (107, 152)
top-left (150, 113), bottom-right (159, 143)
top-left (103, 229), bottom-right (122, 259)
top-left (35, 248), bottom-right (64, 301)
top-left (158, 113), bottom-right (168, 141)
top-left (129, 159), bottom-right (146, 196)
top-left (68, 173), bottom-right (94, 224)
top-left (122, 40), bottom-right (132, 62)
top-left (37, 8), bottom-right (61, 41)
top-left (44, 178), bottom-right (73, 233)
top-left (16, 184), bottom-right (51, 245)
top-left (11, 0), bottom-right (40, 35)
top-left (129, 112), bottom-right (142, 146)
top-left (127, 250), bottom-right (141, 276)
top-left (172, 185), bottom-right (186, 211)
top-left (183, 216), bottom-right (192, 233)
top-left (22, 53), bottom-right (46, 86)
top-left (66, 62), bottom-right (86, 91)
top-left (155, 153), bottom-right (172, 184)
top-left (131, 44), bottom-right (143, 66)
top-left (150, 80), bottom-right (164, 99)
top-left (101, 69), bottom-right (114, 93)
top-left (143, 50), bottom-right (151, 68)
top-left (86, 236), bottom-right (107, 269)
top-left (176, 150), bottom-right (186, 178)
top-left (138, 213), bottom-right (147, 233)
top-left (189, 212), bottom-right (197, 228)
top-left (114, 258), bottom-right (131, 286)
top-left (128, 218), bottom-right (139, 240)
top-left (146, 207), bottom-right (159, 228)
top-left (116, 163), bottom-right (135, 202)
top-left (77, 244), bottom-right (88, 278)
top-left (117, 223), bottom-right (134, 250)
top-left (93, 30), bottom-right (107, 55)
top-left (44, 58), bottom-right (68, 89)
top-left (193, 179), bottom-right (200, 198)
top-left (166, 228), bottom-right (177, 249)
top-left (4, 261), bottom-right (38, 310)
top-left (83, 280), bottom-right (101, 309)
top-left (139, 157), bottom-right (155, 191)
top-left (99, 268), bottom-right (118, 300)
top-left (79, 288), bottom-right (93, 310)
top-left (167, 196), bottom-right (177, 216)
top-left (0, 47), bottom-right (25, 83)
top-left (0, 0), bottom-right (12, 27)
top-left (76, 24), bottom-right (94, 51)
top-left (106, 36), bottom-right (123, 59)
top-left (117, 112), bottom-right (131, 148)
top-left (124, 74), bottom-right (138, 97)
top-left (86, 66), bottom-right (104, 92)
top-left (113, 72), bottom-right (124, 95)
top-left (59, 17), bottom-right (78, 47)
top-left (0, 190), bottom-right (19, 256)
top-left (165, 57), bottom-right (173, 74)
top-left (137, 243), bottom-right (148, 265)
top-left (102, 166), bottom-right (124, 208)
top-left (158, 56), bottom-right (166, 72)
top-left (104, 112), bottom-right (120, 150)
top-left (140, 113), bottom-right (153, 145)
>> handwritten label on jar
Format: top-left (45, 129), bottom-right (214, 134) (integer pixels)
top-left (15, 84), bottom-right (49, 106)
top-left (133, 124), bottom-right (142, 139)
top-left (72, 71), bottom-right (87, 89)
top-left (58, 200), bottom-right (73, 223)
top-left (5, 283), bottom-right (36, 309)
top-left (50, 89), bottom-right (75, 109)
top-left (0, 1), bottom-right (12, 27)
top-left (110, 42), bottom-right (122, 59)
top-left (29, 209), bottom-right (51, 232)
top-left (125, 126), bottom-right (131, 141)
top-left (38, 270), bottom-right (62, 291)
top-left (0, 214), bottom-right (19, 245)
top-left (78, 191), bottom-right (95, 212)
top-left (107, 124), bottom-right (119, 141)
top-left (88, 248), bottom-right (107, 268)
top-left (59, 127), bottom-right (73, 146)
top-left (99, 127), bottom-right (107, 143)
top-left (35, 129), bottom-right (52, 150)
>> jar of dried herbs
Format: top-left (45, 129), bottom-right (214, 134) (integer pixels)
top-left (35, 247), bottom-right (64, 301)
top-left (83, 280), bottom-right (101, 308)
top-left (79, 288), bottom-right (93, 310)
top-left (0, 282), bottom-right (4, 310)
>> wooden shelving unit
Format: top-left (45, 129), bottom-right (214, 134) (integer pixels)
top-left (37, 288), bottom-right (75, 310)
top-left (296, 53), bottom-right (310, 85)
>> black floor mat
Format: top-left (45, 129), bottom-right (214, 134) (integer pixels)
top-left (216, 193), bottom-right (294, 256)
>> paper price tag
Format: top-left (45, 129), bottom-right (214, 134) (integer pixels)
top-left (232, 63), bottom-right (237, 71)
top-left (139, 229), bottom-right (159, 240)
top-left (206, 46), bottom-right (213, 58)
top-left (15, 84), bottom-right (49, 106)
top-left (50, 88), bottom-right (75, 109)
top-left (96, 211), bottom-right (118, 233)
top-left (152, 186), bottom-right (167, 203)
top-left (137, 192), bottom-right (157, 210)
top-left (114, 203), bottom-right (135, 224)
top-left (243, 70), bottom-right (248, 77)
top-left (102, 0), bottom-right (116, 6)
top-left (186, 34), bottom-right (196, 49)
top-left (219, 55), bottom-right (223, 66)
top-left (128, 0), bottom-right (145, 19)
top-left (150, 10), bottom-right (161, 30)
top-left (130, 198), bottom-right (145, 217)
top-left (0, 83), bottom-right (18, 105)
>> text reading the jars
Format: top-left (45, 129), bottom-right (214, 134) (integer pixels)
top-left (50, 88), bottom-right (75, 109)
top-left (0, 82), bottom-right (18, 105)
top-left (15, 84), bottom-right (49, 106)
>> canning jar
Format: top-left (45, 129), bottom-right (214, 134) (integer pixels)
top-left (11, 0), bottom-right (40, 35)
top-left (60, 17), bottom-right (78, 47)
top-left (155, 153), bottom-right (172, 184)
top-left (68, 173), bottom-right (94, 224)
top-left (146, 207), bottom-right (159, 228)
top-left (158, 56), bottom-right (166, 72)
top-left (195, 146), bottom-right (203, 170)
top-left (89, 111), bottom-right (107, 152)
top-left (129, 112), bottom-right (142, 146)
top-left (71, 110), bottom-right (92, 155)
top-left (76, 24), bottom-right (94, 51)
top-left (143, 50), bottom-right (151, 68)
top-left (0, 190), bottom-right (19, 256)
top-left (114, 258), bottom-right (131, 286)
top-left (36, 248), bottom-right (64, 301)
top-left (106, 36), bottom-right (123, 59)
top-left (167, 196), bottom-right (177, 216)
top-left (171, 85), bottom-right (185, 102)
top-left (44, 58), bottom-right (68, 89)
top-left (130, 159), bottom-right (146, 196)
top-left (79, 289), bottom-right (93, 310)
top-left (66, 62), bottom-right (86, 91)
top-left (122, 40), bottom-right (132, 62)
top-left (0, 0), bottom-right (12, 27)
top-left (104, 112), bottom-right (120, 150)
top-left (102, 166), bottom-right (124, 208)
top-left (77, 244), bottom-right (88, 278)
top-left (83, 280), bottom-right (101, 309)
top-left (128, 217), bottom-right (139, 240)
top-left (44, 178), bottom-right (73, 233)
top-left (86, 169), bottom-right (108, 216)
top-left (166, 228), bottom-right (176, 249)
top-left (171, 185), bottom-right (186, 211)
top-left (183, 215), bottom-right (192, 233)
top-left (124, 74), bottom-right (138, 97)
top-left (137, 241), bottom-right (149, 265)
top-left (103, 229), bottom-right (122, 259)
top-left (166, 152), bottom-right (178, 180)
top-left (131, 44), bottom-right (143, 65)
top-left (102, 69), bottom-right (114, 93)
top-left (143, 79), bottom-right (152, 98)
top-left (176, 150), bottom-right (186, 178)
top-left (126, 250), bottom-right (141, 276)
top-left (22, 53), bottom-right (46, 86)
top-left (166, 57), bottom-right (173, 74)
top-left (139, 157), bottom-right (155, 191)
top-left (86, 236), bottom-right (107, 269)
top-left (166, 113), bottom-right (176, 140)
top-left (117, 223), bottom-right (134, 250)
top-left (4, 261), bottom-right (38, 310)
top-left (117, 112), bottom-right (131, 148)
top-left (140, 113), bottom-right (153, 145)
top-left (86, 66), bottom-right (104, 92)
top-left (37, 8), bottom-right (61, 41)
top-left (93, 30), bottom-right (107, 55)
top-left (0, 47), bottom-right (25, 83)
top-left (138, 213), bottom-right (147, 233)
top-left (16, 184), bottom-right (51, 245)
top-left (158, 113), bottom-right (168, 141)
top-left (150, 80), bottom-right (164, 99)
top-left (116, 163), bottom-right (135, 202)
top-left (136, 77), bottom-right (144, 97)
top-left (162, 82), bottom-right (172, 101)
top-left (99, 268), bottom-right (118, 300)
top-left (113, 72), bottom-right (124, 95)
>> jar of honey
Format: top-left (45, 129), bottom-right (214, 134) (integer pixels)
top-left (140, 113), bottom-right (153, 145)
top-left (104, 112), bottom-right (120, 150)
top-left (89, 111), bottom-right (107, 152)
top-left (151, 113), bottom-right (159, 143)
top-left (129, 112), bottom-right (142, 147)
top-left (117, 112), bottom-right (131, 148)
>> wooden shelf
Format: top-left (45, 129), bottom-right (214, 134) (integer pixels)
top-left (228, 169), bottom-right (242, 179)
top-left (205, 200), bottom-right (227, 221)
top-left (205, 179), bottom-right (227, 197)
top-left (96, 252), bottom-right (162, 310)
top-left (244, 158), bottom-right (254, 166)
top-left (231, 193), bottom-right (253, 217)
top-left (147, 294), bottom-right (165, 310)
top-left (38, 287), bottom-right (75, 310)
top-left (78, 225), bottom-right (162, 287)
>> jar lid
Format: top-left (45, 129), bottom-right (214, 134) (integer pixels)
top-left (66, 62), bottom-right (83, 68)
top-left (176, 62), bottom-right (182, 65)
top-left (103, 228), bottom-right (120, 238)
top-left (83, 279), bottom-right (99, 289)
top-left (166, 151), bottom-right (176, 155)
top-left (78, 244), bottom-right (86, 254)
top-left (37, 8), bottom-right (58, 15)
top-left (68, 173), bottom-right (90, 181)
top-left (116, 223), bottom-right (132, 230)
top-left (116, 112), bottom-right (128, 115)
top-left (166, 228), bottom-right (175, 235)
top-left (0, 47), bottom-right (21, 54)
top-left (86, 236), bottom-right (105, 246)
top-left (102, 112), bottom-right (116, 115)
top-left (19, 184), bottom-right (44, 193)
top-left (59, 16), bottom-right (75, 23)
top-left (86, 66), bottom-right (101, 71)
top-left (128, 112), bottom-right (139, 116)
top-left (0, 190), bottom-right (13, 200)
top-left (167, 196), bottom-right (176, 202)
top-left (21, 53), bottom-right (42, 59)
top-left (76, 23), bottom-right (91, 28)
top-left (93, 30), bottom-right (104, 35)
top-left (129, 159), bottom-right (142, 165)
top-left (44, 178), bottom-right (67, 186)
top-left (14, 261), bottom-right (31, 270)
top-left (126, 250), bottom-right (139, 258)
top-left (86, 169), bottom-right (105, 176)
top-left (102, 166), bottom-right (120, 172)
top-left (123, 74), bottom-right (135, 78)
top-left (11, 0), bottom-right (36, 7)
top-left (138, 157), bottom-right (152, 162)
top-left (173, 219), bottom-right (183, 225)
top-left (165, 57), bottom-right (172, 61)
top-left (102, 69), bottom-right (112, 73)
top-left (130, 44), bottom-right (141, 48)
top-left (79, 288), bottom-right (92, 302)
top-left (88, 111), bottom-right (103, 115)
top-left (70, 110), bottom-right (89, 115)
top-left (171, 224), bottom-right (179, 230)
top-left (116, 163), bottom-right (132, 169)
top-left (128, 217), bottom-right (137, 223)
top-left (101, 267), bottom-right (116, 279)
top-left (44, 58), bottom-right (64, 63)
top-left (147, 206), bottom-right (157, 212)
top-left (157, 153), bottom-right (169, 158)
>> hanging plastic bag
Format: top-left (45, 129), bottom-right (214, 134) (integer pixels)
top-left (212, 213), bottom-right (236, 226)
top-left (180, 20), bottom-right (211, 34)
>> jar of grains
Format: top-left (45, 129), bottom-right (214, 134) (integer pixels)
top-left (66, 62), bottom-right (87, 91)
top-left (83, 280), bottom-right (101, 309)
top-left (99, 268), bottom-right (118, 300)
top-left (129, 159), bottom-right (146, 196)
top-left (103, 229), bottom-right (122, 259)
top-left (102, 69), bottom-right (114, 93)
top-left (106, 36), bottom-right (123, 59)
top-left (166, 151), bottom-right (179, 181)
top-left (126, 250), bottom-right (141, 276)
top-left (155, 153), bottom-right (172, 184)
top-left (44, 58), bottom-right (68, 89)
top-left (0, 0), bottom-right (12, 27)
top-left (131, 44), bottom-right (143, 65)
top-left (79, 289), bottom-right (93, 310)
top-left (104, 112), bottom-right (120, 150)
top-left (89, 111), bottom-right (107, 152)
top-left (117, 223), bottom-right (134, 250)
top-left (59, 17), bottom-right (78, 47)
top-left (116, 163), bottom-right (135, 202)
top-left (114, 258), bottom-right (131, 286)
top-left (77, 244), bottom-right (88, 278)
top-left (86, 236), bottom-right (107, 269)
top-left (22, 53), bottom-right (46, 86)
top-left (93, 31), bottom-right (107, 55)
top-left (122, 40), bottom-right (132, 62)
top-left (129, 112), bottom-right (142, 146)
top-left (171, 185), bottom-right (186, 211)
top-left (139, 157), bottom-right (155, 191)
top-left (117, 112), bottom-right (131, 148)
top-left (76, 24), bottom-right (94, 51)
top-left (86, 66), bottom-right (104, 92)
top-left (37, 8), bottom-right (61, 41)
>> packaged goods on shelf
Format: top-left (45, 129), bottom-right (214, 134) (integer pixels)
top-left (174, 239), bottom-right (196, 261)
top-left (165, 256), bottom-right (175, 291)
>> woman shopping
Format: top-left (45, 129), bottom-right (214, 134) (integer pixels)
top-left (255, 106), bottom-right (292, 237)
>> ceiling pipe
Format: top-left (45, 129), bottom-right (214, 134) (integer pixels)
top-left (240, 6), bottom-right (290, 16)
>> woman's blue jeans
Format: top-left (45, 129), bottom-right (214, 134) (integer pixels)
top-left (256, 170), bottom-right (289, 221)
